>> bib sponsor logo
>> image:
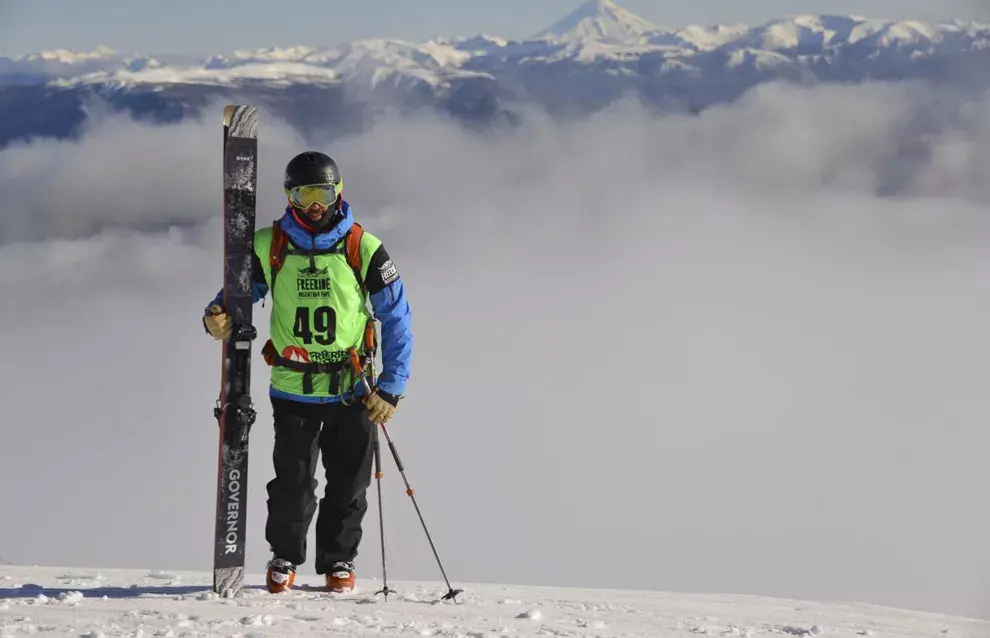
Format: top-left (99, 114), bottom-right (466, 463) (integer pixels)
top-left (281, 346), bottom-right (311, 363)
top-left (298, 265), bottom-right (329, 277)
top-left (380, 260), bottom-right (399, 285)
top-left (311, 350), bottom-right (348, 364)
top-left (297, 275), bottom-right (334, 298)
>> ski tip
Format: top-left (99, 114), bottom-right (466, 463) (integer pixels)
top-left (223, 104), bottom-right (259, 138)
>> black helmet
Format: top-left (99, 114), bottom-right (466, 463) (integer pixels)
top-left (283, 151), bottom-right (345, 231)
top-left (283, 151), bottom-right (341, 191)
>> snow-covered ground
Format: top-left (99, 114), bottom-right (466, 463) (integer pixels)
top-left (0, 566), bottom-right (986, 637)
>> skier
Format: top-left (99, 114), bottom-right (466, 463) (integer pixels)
top-left (202, 151), bottom-right (413, 594)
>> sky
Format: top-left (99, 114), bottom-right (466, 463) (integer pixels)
top-left (1, 77), bottom-right (990, 620)
top-left (1, 0), bottom-right (990, 56)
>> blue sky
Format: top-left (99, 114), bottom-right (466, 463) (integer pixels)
top-left (2, 0), bottom-right (988, 56)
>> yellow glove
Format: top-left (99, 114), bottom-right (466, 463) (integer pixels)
top-left (364, 389), bottom-right (399, 425)
top-left (203, 304), bottom-right (232, 340)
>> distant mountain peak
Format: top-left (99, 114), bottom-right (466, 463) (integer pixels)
top-left (534, 0), bottom-right (661, 43)
top-left (25, 44), bottom-right (118, 64)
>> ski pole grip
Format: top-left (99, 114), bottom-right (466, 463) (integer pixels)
top-left (387, 438), bottom-right (404, 472)
top-left (373, 428), bottom-right (383, 476)
top-left (347, 347), bottom-right (374, 395)
top-left (364, 321), bottom-right (376, 352)
top-left (347, 347), bottom-right (363, 374)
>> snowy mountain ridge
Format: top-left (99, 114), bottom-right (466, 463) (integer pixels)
top-left (1, 0), bottom-right (988, 149)
top-left (2, 0), bottom-right (988, 87)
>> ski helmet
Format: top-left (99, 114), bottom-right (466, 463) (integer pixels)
top-left (283, 151), bottom-right (341, 191)
top-left (283, 151), bottom-right (344, 231)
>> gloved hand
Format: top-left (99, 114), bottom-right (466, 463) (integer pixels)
top-left (363, 389), bottom-right (400, 425)
top-left (203, 304), bottom-right (232, 340)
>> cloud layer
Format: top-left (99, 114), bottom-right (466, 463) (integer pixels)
top-left (1, 81), bottom-right (989, 619)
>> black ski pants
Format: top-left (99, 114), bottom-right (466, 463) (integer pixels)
top-left (265, 396), bottom-right (376, 574)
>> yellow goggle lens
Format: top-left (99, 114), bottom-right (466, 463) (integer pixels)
top-left (287, 183), bottom-right (341, 209)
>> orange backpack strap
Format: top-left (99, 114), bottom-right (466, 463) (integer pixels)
top-left (271, 219), bottom-right (289, 271)
top-left (344, 222), bottom-right (366, 293)
top-left (269, 219), bottom-right (290, 299)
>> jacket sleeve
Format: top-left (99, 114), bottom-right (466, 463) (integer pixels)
top-left (202, 251), bottom-right (269, 328)
top-left (363, 244), bottom-right (413, 397)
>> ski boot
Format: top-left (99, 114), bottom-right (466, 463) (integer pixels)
top-left (326, 561), bottom-right (355, 593)
top-left (266, 558), bottom-right (296, 594)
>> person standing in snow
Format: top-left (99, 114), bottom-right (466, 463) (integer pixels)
top-left (202, 151), bottom-right (413, 594)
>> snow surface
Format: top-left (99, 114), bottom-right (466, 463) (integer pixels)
top-left (0, 566), bottom-right (987, 637)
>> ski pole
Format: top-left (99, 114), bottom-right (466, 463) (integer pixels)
top-left (347, 347), bottom-right (461, 602)
top-left (347, 347), bottom-right (394, 599)
top-left (372, 424), bottom-right (395, 600)
top-left (378, 423), bottom-right (463, 602)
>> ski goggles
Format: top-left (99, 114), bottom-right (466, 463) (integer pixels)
top-left (286, 182), bottom-right (342, 210)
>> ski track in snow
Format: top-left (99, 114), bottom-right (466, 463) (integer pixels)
top-left (0, 567), bottom-right (986, 637)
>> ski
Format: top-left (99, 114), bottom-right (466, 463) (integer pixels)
top-left (212, 104), bottom-right (260, 598)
